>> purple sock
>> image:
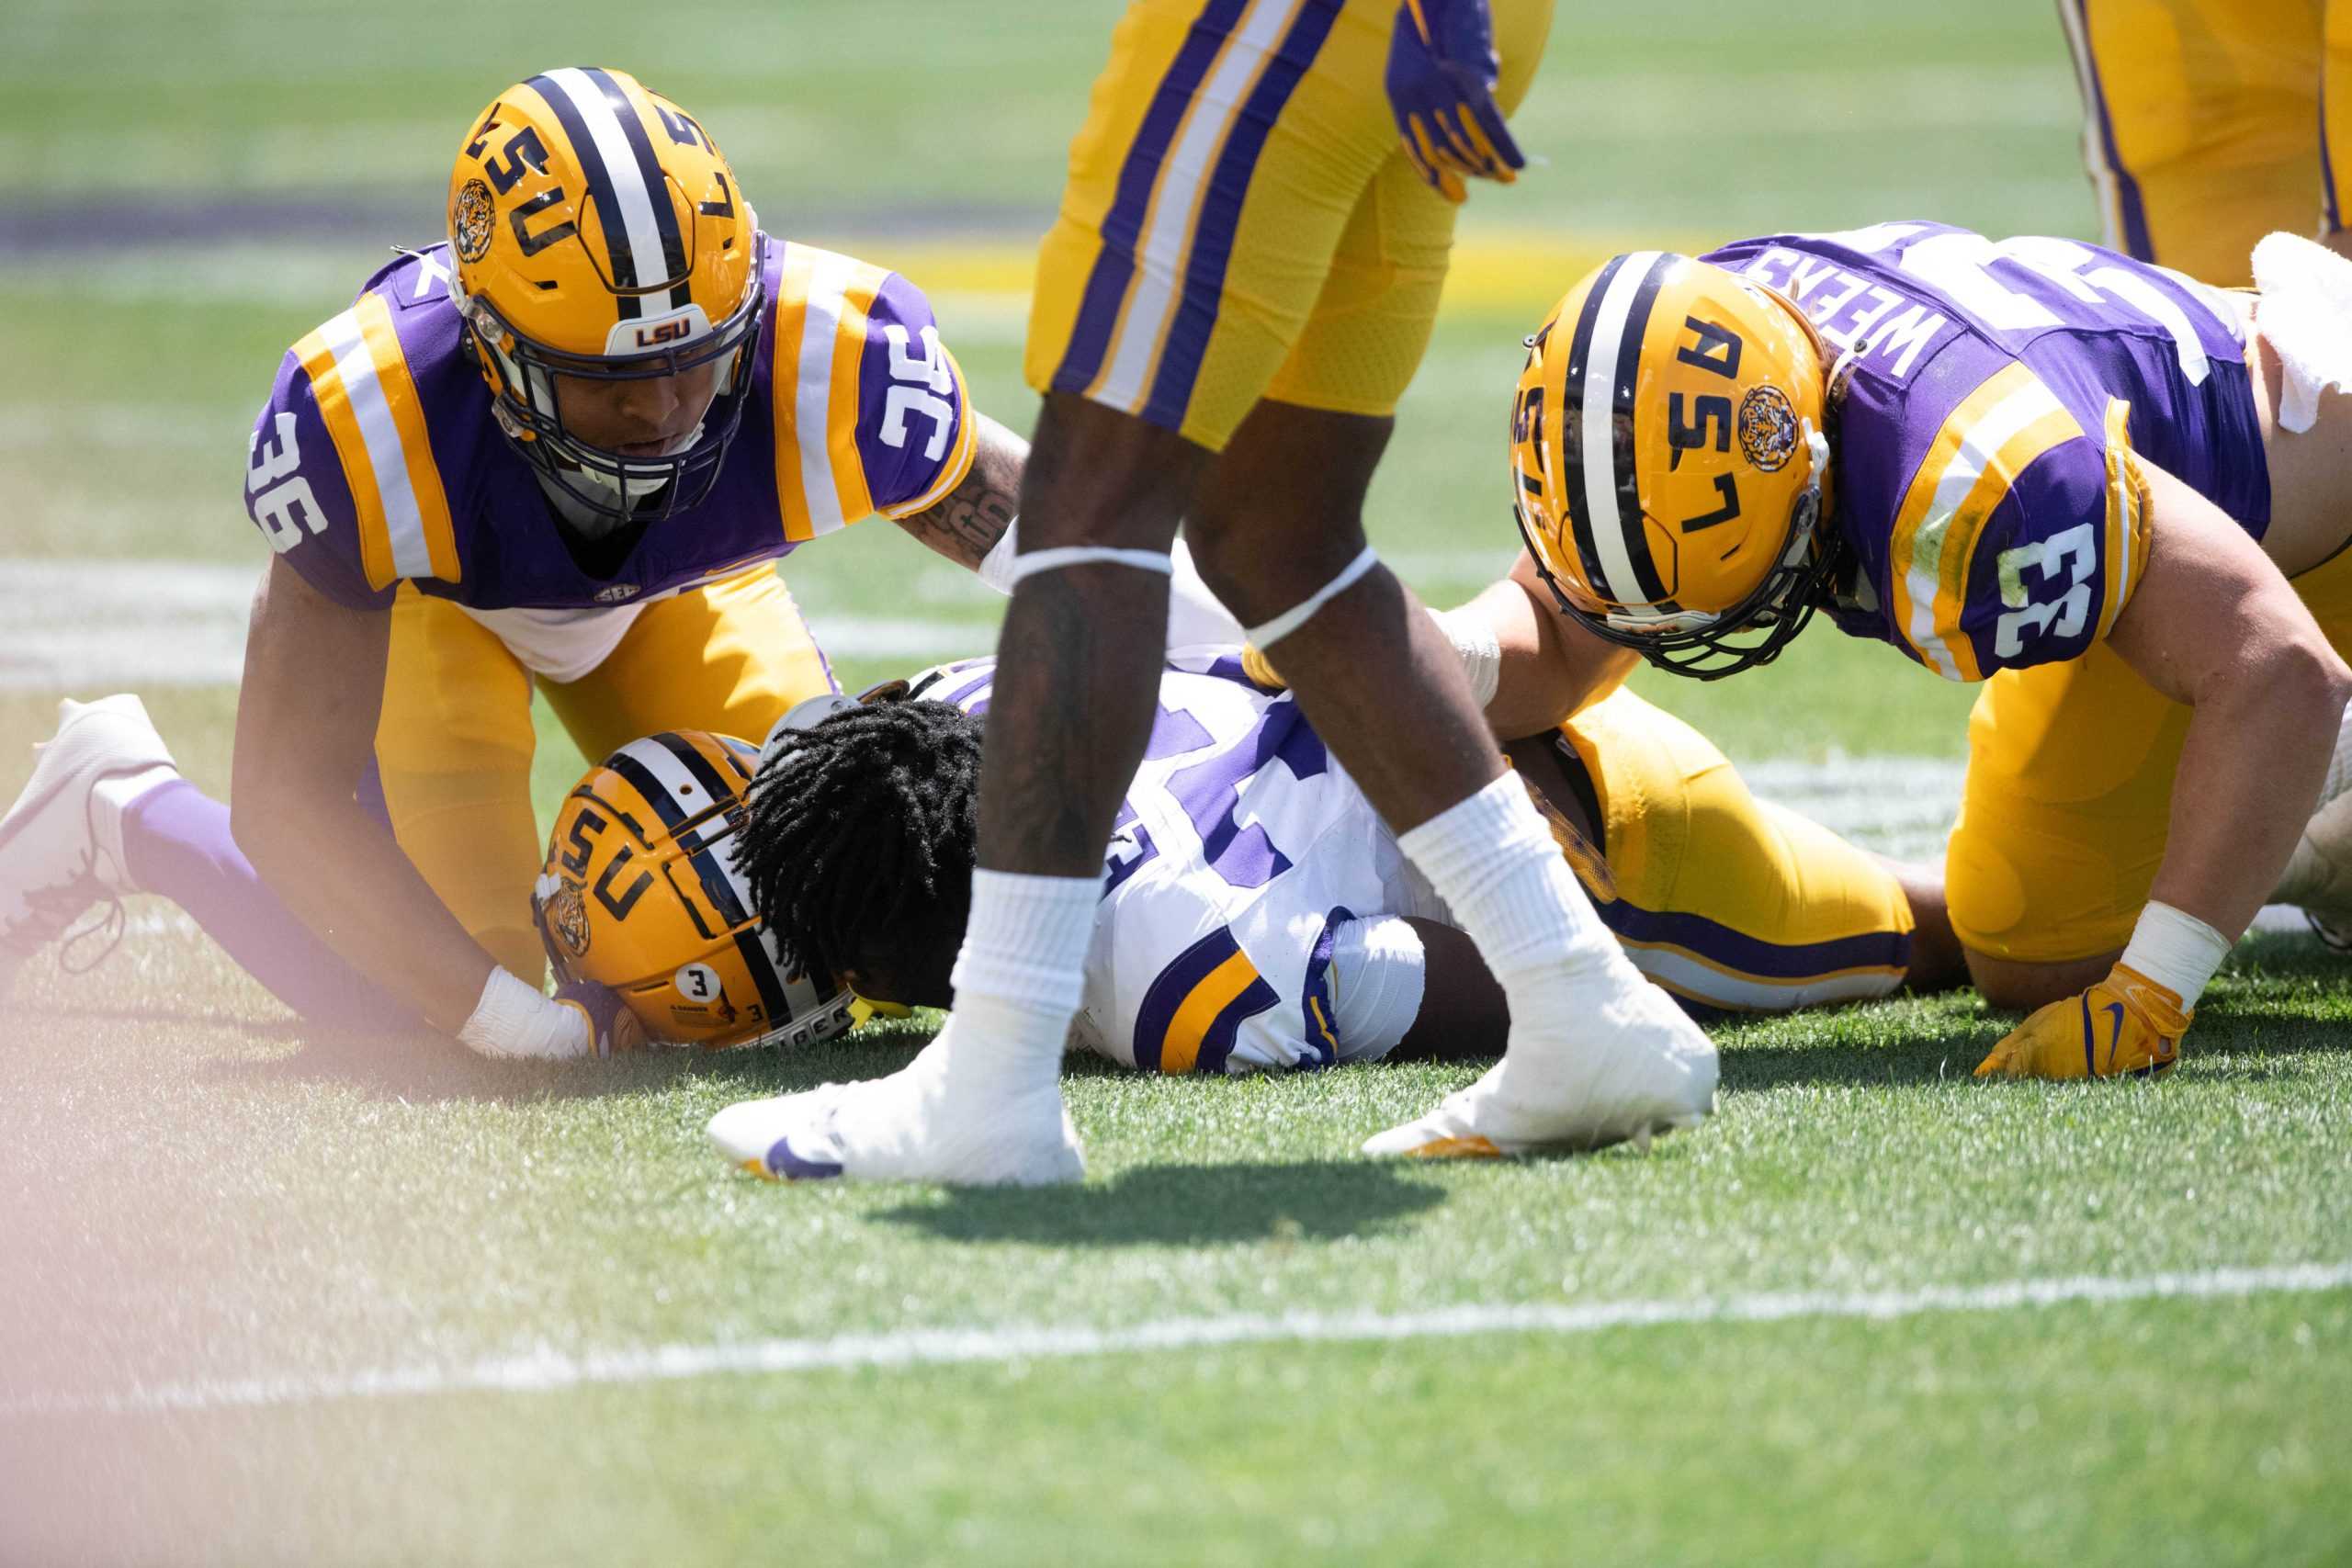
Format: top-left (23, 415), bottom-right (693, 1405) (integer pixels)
top-left (121, 779), bottom-right (420, 1032)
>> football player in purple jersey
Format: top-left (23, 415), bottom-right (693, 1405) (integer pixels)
top-left (0, 69), bottom-right (1045, 1060)
top-left (1489, 222), bottom-right (2352, 1080)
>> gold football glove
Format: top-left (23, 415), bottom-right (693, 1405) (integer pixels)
top-left (1973, 963), bottom-right (2189, 1080)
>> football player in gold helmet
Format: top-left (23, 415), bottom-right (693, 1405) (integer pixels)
top-left (1481, 228), bottom-right (2352, 1081)
top-left (0, 69), bottom-right (1044, 1062)
top-left (533, 729), bottom-right (859, 1053)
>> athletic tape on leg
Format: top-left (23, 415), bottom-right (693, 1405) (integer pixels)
top-left (1244, 545), bottom-right (1380, 648)
top-left (1005, 546), bottom-right (1174, 584)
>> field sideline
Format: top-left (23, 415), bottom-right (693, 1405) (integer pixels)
top-left (4, 0), bottom-right (2350, 1562)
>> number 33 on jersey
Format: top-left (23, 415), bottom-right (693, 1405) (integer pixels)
top-left (1705, 222), bottom-right (2267, 680)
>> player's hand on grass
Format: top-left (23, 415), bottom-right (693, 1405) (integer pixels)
top-left (555, 976), bottom-right (645, 1059)
top-left (1973, 964), bottom-right (2188, 1080)
top-left (1385, 0), bottom-right (1523, 203)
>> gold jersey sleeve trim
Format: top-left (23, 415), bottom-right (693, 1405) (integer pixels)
top-left (293, 292), bottom-right (460, 590)
top-left (1886, 362), bottom-right (2081, 682)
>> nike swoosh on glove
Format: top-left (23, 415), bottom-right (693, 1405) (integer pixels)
top-left (556, 976), bottom-right (646, 1059)
top-left (1973, 963), bottom-right (2189, 1080)
top-left (1385, 0), bottom-right (1524, 203)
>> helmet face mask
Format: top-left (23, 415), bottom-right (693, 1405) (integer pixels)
top-left (456, 246), bottom-right (767, 521)
top-left (1516, 484), bottom-right (1839, 680)
top-left (447, 68), bottom-right (763, 525)
top-left (1510, 253), bottom-right (1837, 680)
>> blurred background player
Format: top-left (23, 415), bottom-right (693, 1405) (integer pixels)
top-left (706, 655), bottom-right (1952, 1180)
top-left (1496, 222), bottom-right (2352, 1079)
top-left (709, 0), bottom-right (1721, 1186)
top-left (2059, 0), bottom-right (2352, 282)
top-left (0, 68), bottom-right (1030, 1058)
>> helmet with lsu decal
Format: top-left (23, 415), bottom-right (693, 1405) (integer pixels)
top-left (1510, 251), bottom-right (1839, 680)
top-left (447, 67), bottom-right (763, 523)
top-left (534, 729), bottom-right (858, 1052)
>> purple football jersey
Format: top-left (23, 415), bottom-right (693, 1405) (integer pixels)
top-left (1703, 222), bottom-right (2266, 679)
top-left (240, 236), bottom-right (974, 613)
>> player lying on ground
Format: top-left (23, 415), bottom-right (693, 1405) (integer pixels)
top-left (0, 68), bottom-right (1068, 1057)
top-left (702, 654), bottom-right (1962, 1176)
top-left (721, 0), bottom-right (1720, 1188)
top-left (1485, 220), bottom-right (2352, 1079)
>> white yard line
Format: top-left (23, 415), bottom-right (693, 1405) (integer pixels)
top-left (6, 1259), bottom-right (2345, 1419)
top-left (0, 558), bottom-right (1000, 688)
top-left (2, 555), bottom-right (1514, 689)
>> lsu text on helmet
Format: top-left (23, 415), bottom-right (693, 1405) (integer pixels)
top-left (1511, 251), bottom-right (1840, 679)
top-left (535, 730), bottom-right (857, 1052)
top-left (447, 67), bottom-right (763, 522)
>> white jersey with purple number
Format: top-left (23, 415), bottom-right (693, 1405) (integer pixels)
top-left (915, 652), bottom-right (1427, 1074)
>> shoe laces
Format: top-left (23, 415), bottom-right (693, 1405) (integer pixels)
top-left (0, 838), bottom-right (119, 976)
top-left (58, 896), bottom-right (126, 975)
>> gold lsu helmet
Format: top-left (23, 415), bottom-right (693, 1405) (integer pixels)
top-left (447, 67), bottom-right (763, 522)
top-left (1510, 251), bottom-right (1840, 679)
top-left (534, 729), bottom-right (857, 1052)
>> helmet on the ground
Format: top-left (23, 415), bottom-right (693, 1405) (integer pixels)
top-left (1510, 251), bottom-right (1839, 679)
top-left (447, 67), bottom-right (763, 521)
top-left (535, 730), bottom-right (856, 1052)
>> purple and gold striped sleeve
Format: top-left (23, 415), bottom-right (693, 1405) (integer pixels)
top-left (765, 245), bottom-right (977, 541)
top-left (1130, 925), bottom-right (1281, 1075)
top-left (244, 291), bottom-right (465, 611)
top-left (1879, 367), bottom-right (2148, 680)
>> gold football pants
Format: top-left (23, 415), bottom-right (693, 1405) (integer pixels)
top-left (1026, 0), bottom-right (1554, 451)
top-left (370, 568), bottom-right (834, 981)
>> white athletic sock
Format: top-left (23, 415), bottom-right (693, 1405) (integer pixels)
top-left (89, 764), bottom-right (180, 894)
top-left (944, 869), bottom-right (1101, 1077)
top-left (1397, 773), bottom-right (1633, 1032)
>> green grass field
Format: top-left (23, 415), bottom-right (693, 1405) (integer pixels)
top-left (4, 2), bottom-right (2349, 1563)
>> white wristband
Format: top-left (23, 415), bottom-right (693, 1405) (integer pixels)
top-left (1430, 603), bottom-right (1503, 709)
top-left (457, 966), bottom-right (594, 1061)
top-left (2119, 899), bottom-right (2231, 1010)
top-left (976, 517), bottom-right (1022, 595)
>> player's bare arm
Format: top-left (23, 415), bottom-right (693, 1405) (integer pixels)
top-left (889, 413), bottom-right (1025, 570)
top-left (2103, 464), bottom-right (2348, 947)
top-left (1464, 552), bottom-right (1639, 737)
top-left (231, 558), bottom-right (499, 1033)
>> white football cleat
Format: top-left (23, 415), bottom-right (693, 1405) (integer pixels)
top-left (1365, 975), bottom-right (1718, 1158)
top-left (708, 1019), bottom-right (1084, 1187)
top-left (0, 694), bottom-right (178, 994)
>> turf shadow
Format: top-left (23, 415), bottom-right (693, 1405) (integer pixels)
top-left (180, 1016), bottom-right (946, 1104)
top-left (869, 1158), bottom-right (1447, 1247)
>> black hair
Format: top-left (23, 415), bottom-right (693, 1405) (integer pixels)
top-left (731, 698), bottom-right (984, 990)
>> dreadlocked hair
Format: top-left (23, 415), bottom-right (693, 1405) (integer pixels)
top-left (731, 698), bottom-right (985, 987)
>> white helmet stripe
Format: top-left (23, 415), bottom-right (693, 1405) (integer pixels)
top-left (539, 67), bottom-right (671, 300)
top-left (1575, 250), bottom-right (1667, 614)
top-left (613, 737), bottom-right (763, 925)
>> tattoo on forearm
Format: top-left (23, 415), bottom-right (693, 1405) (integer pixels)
top-left (898, 414), bottom-right (1024, 570)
